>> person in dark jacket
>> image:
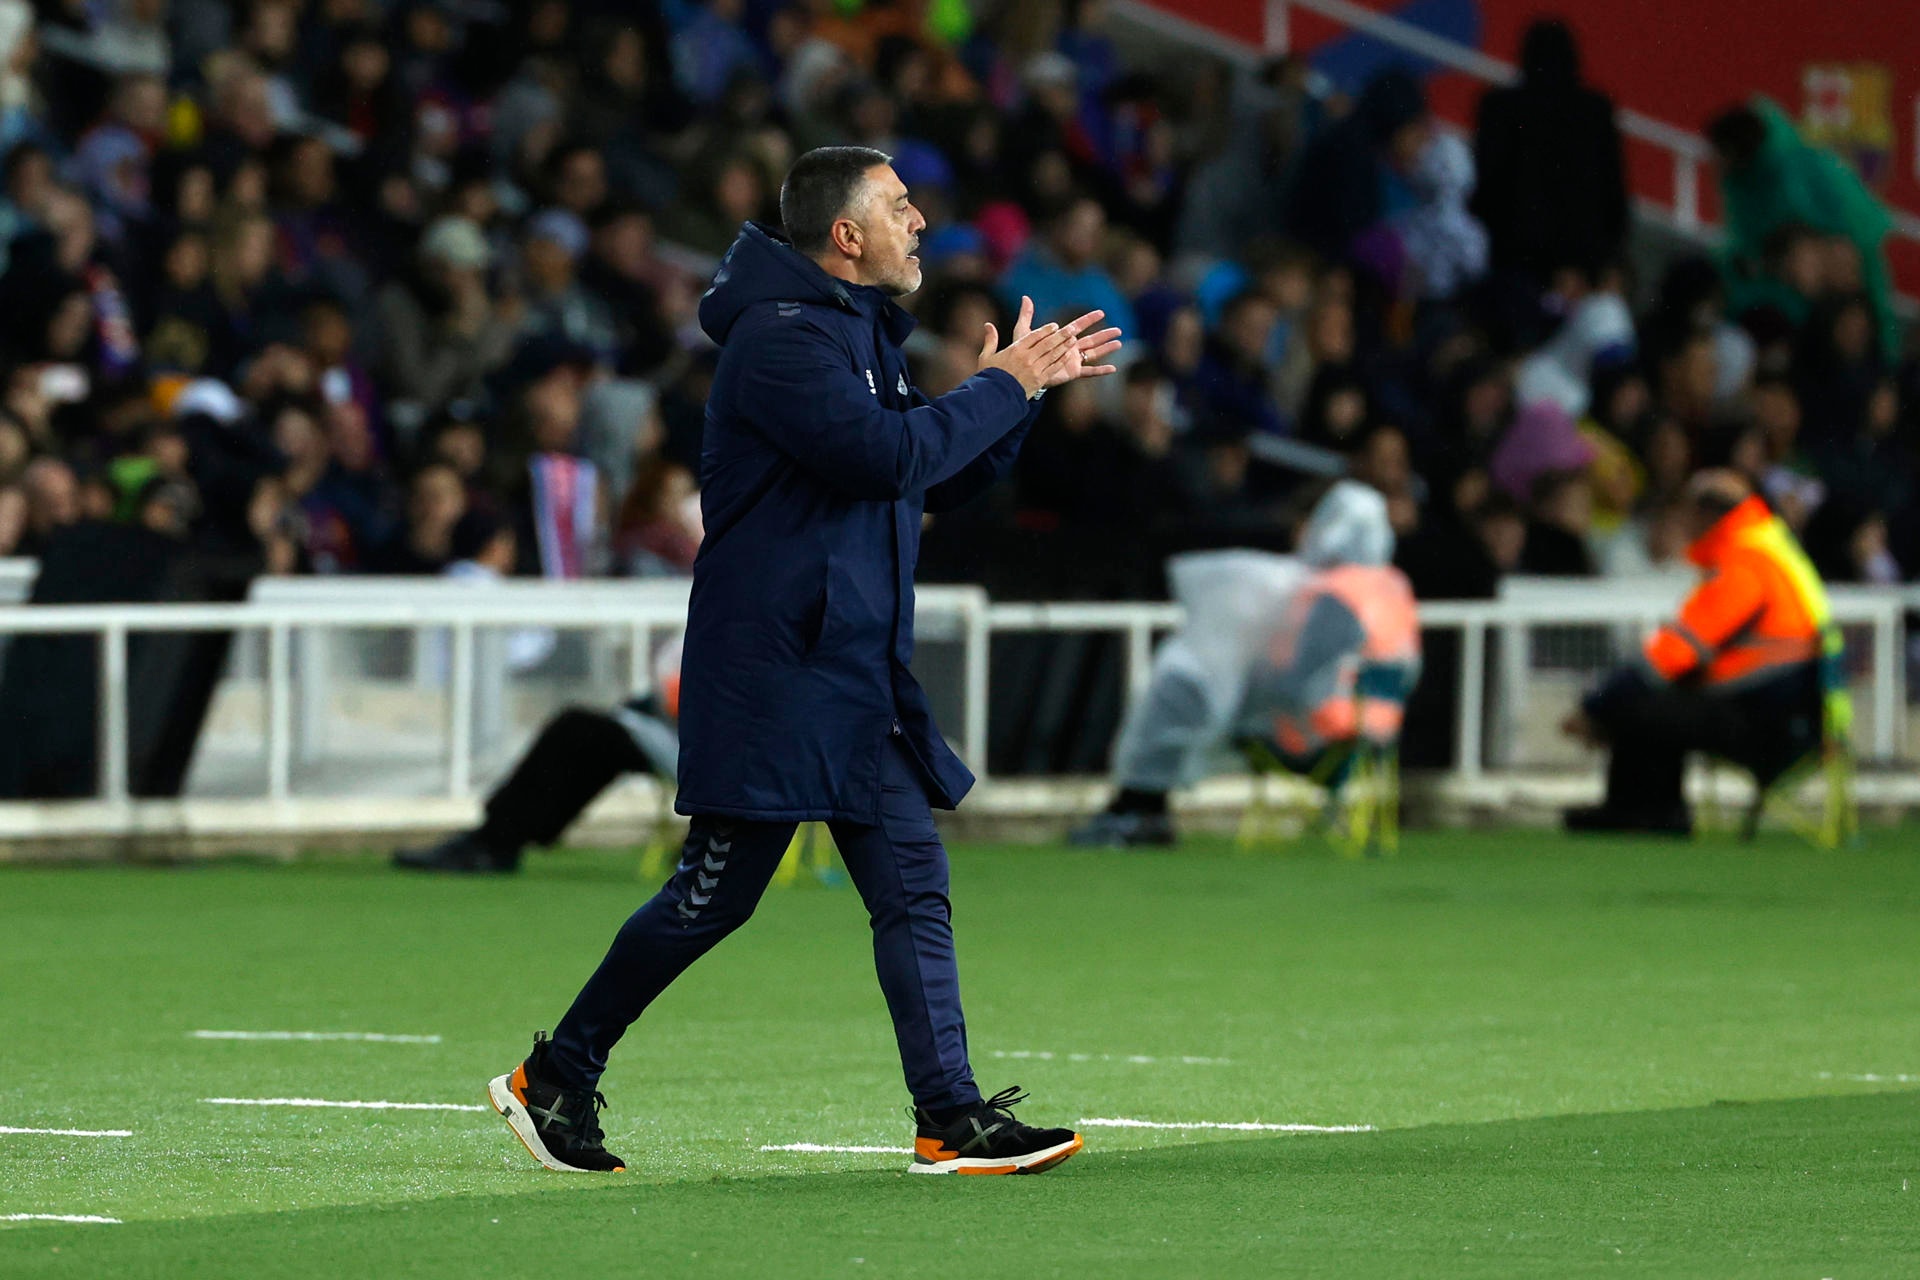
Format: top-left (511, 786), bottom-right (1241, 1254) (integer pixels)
top-left (1471, 20), bottom-right (1628, 281)
top-left (486, 146), bottom-right (1122, 1177)
top-left (1283, 68), bottom-right (1429, 264)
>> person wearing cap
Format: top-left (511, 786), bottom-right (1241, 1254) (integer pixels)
top-left (483, 145), bottom-right (1121, 1178)
top-left (1562, 470), bottom-right (1835, 833)
top-left (372, 214), bottom-right (518, 430)
top-left (517, 207), bottom-right (619, 364)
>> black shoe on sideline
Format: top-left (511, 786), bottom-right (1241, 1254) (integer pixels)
top-left (487, 1032), bottom-right (627, 1172)
top-left (1563, 805), bottom-right (1692, 837)
top-left (393, 830), bottom-right (519, 873)
top-left (1066, 810), bottom-right (1177, 848)
top-left (909, 1086), bottom-right (1083, 1175)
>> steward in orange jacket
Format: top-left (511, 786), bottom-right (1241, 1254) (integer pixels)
top-left (1564, 471), bottom-right (1831, 834)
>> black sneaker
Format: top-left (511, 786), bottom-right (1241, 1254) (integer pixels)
top-left (393, 830), bottom-right (520, 873)
top-left (486, 1032), bottom-right (627, 1172)
top-left (1066, 810), bottom-right (1177, 848)
top-left (909, 1086), bottom-right (1083, 1175)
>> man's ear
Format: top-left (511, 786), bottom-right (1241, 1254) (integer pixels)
top-left (830, 216), bottom-right (862, 259)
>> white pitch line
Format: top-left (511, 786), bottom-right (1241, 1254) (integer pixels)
top-left (192, 1031), bottom-right (442, 1044)
top-left (990, 1050), bottom-right (1231, 1066)
top-left (1078, 1118), bottom-right (1375, 1133)
top-left (0, 1126), bottom-right (132, 1138)
top-left (1, 1215), bottom-right (121, 1225)
top-left (760, 1143), bottom-right (914, 1154)
top-left (201, 1098), bottom-right (486, 1112)
top-left (1817, 1072), bottom-right (1920, 1084)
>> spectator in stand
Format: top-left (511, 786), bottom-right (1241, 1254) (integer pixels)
top-left (1351, 423), bottom-right (1422, 538)
top-left (18, 455), bottom-right (79, 556)
top-left (1000, 195), bottom-right (1136, 339)
top-left (1284, 67), bottom-right (1428, 265)
top-left (372, 462), bottom-right (468, 575)
top-left (302, 295), bottom-right (378, 436)
top-left (267, 393), bottom-right (373, 573)
top-left (1195, 289), bottom-right (1285, 440)
top-left (1521, 470), bottom-right (1597, 577)
top-left (1639, 415), bottom-right (1695, 512)
top-left (661, 151), bottom-right (770, 258)
top-left (1793, 293), bottom-right (1884, 456)
top-left (1013, 377), bottom-right (1122, 529)
top-left (613, 454), bottom-right (701, 578)
top-left (668, 0), bottom-right (760, 107)
top-left (501, 348), bottom-right (605, 580)
top-left (373, 215), bottom-right (518, 433)
top-left (310, 22), bottom-right (407, 152)
top-left (1490, 397), bottom-right (1595, 529)
top-left (1386, 131), bottom-right (1487, 303)
top-left (1471, 20), bottom-right (1628, 285)
top-left (1710, 97), bottom-right (1899, 361)
top-left (1296, 364), bottom-right (1369, 455)
top-left (581, 204), bottom-right (675, 377)
top-left (142, 227), bottom-right (220, 374)
top-left (516, 208), bottom-right (619, 364)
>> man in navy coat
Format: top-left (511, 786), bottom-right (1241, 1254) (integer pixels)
top-left (487, 147), bottom-right (1122, 1175)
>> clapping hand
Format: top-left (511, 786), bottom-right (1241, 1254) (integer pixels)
top-left (1042, 303), bottom-right (1123, 387)
top-left (979, 296), bottom-right (1124, 396)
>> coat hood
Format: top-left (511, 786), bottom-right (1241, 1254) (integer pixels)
top-left (698, 220), bottom-right (916, 347)
top-left (1299, 480), bottom-right (1395, 568)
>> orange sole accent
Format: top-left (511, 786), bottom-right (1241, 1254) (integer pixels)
top-left (919, 1134), bottom-right (1084, 1176)
top-left (1019, 1136), bottom-right (1084, 1174)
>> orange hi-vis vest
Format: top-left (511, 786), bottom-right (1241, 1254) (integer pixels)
top-left (1642, 497), bottom-right (1831, 689)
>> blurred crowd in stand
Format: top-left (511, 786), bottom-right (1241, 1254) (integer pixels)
top-left (0, 0), bottom-right (1910, 613)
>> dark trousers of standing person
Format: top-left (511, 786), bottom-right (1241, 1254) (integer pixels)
top-left (544, 734), bottom-right (982, 1112)
top-left (1586, 666), bottom-right (1820, 818)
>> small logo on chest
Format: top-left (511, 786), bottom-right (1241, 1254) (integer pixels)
top-left (897, 372), bottom-right (909, 397)
top-left (865, 369), bottom-right (877, 395)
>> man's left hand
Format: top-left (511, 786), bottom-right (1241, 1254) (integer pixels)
top-left (1050, 309), bottom-right (1123, 387)
top-left (1003, 297), bottom-right (1123, 390)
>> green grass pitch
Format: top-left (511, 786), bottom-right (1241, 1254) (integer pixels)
top-left (2, 830), bottom-right (1918, 1278)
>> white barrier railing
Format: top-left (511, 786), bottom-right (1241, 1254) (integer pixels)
top-left (0, 579), bottom-right (1909, 840)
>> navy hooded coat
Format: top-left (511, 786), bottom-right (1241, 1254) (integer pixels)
top-left (677, 222), bottom-right (1043, 822)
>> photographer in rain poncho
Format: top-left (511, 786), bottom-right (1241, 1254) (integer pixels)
top-left (1072, 481), bottom-right (1422, 847)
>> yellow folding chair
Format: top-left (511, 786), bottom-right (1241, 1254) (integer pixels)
top-left (772, 821), bottom-right (843, 886)
top-left (642, 811), bottom-right (843, 884)
top-left (637, 781), bottom-right (680, 880)
top-left (1699, 630), bottom-right (1857, 850)
top-left (1237, 738), bottom-right (1400, 859)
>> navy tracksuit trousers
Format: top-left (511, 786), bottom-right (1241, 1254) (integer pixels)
top-left (546, 735), bottom-right (982, 1111)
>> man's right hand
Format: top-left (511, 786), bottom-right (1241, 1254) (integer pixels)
top-left (978, 297), bottom-right (1074, 398)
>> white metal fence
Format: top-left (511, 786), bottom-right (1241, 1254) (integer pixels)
top-left (0, 573), bottom-right (1914, 841)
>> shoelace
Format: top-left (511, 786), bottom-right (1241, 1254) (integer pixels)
top-left (979, 1085), bottom-right (1029, 1123)
top-left (908, 1085), bottom-right (1034, 1136)
top-left (568, 1090), bottom-right (611, 1149)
